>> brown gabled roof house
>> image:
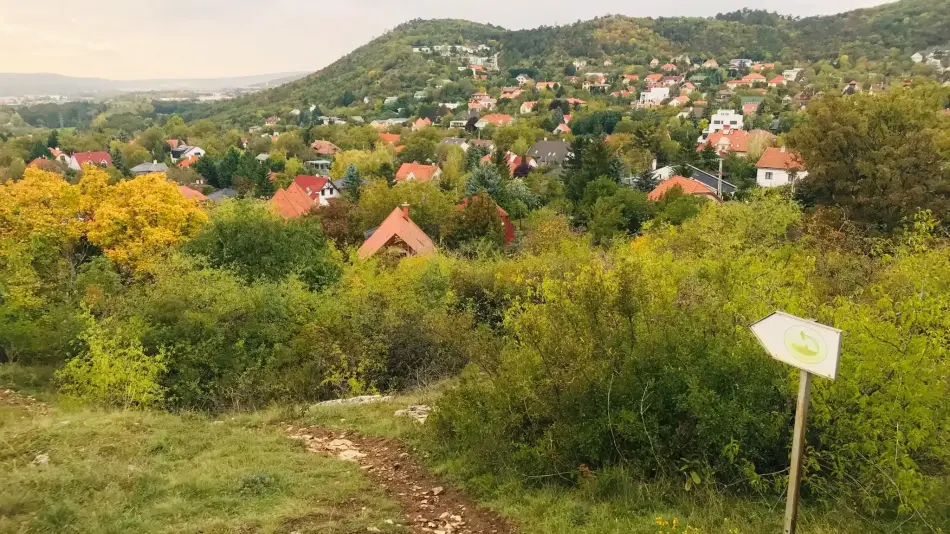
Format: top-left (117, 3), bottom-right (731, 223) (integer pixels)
top-left (358, 204), bottom-right (436, 259)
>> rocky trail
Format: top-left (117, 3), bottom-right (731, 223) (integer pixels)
top-left (286, 424), bottom-right (516, 534)
top-left (0, 388), bottom-right (50, 416)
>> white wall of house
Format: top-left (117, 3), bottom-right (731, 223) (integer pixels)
top-left (316, 184), bottom-right (340, 206)
top-left (708, 110), bottom-right (743, 134)
top-left (756, 168), bottom-right (808, 188)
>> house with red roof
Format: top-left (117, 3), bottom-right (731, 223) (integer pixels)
top-left (178, 155), bottom-right (200, 169)
top-left (645, 73), bottom-right (664, 87)
top-left (500, 87), bottom-right (524, 100)
top-left (294, 175), bottom-right (341, 205)
top-left (622, 74), bottom-right (640, 85)
top-left (648, 176), bottom-right (720, 202)
top-left (476, 114), bottom-right (514, 128)
top-left (742, 102), bottom-right (761, 115)
top-left (411, 117), bottom-right (432, 131)
top-left (457, 196), bottom-right (515, 245)
top-left (768, 75), bottom-right (786, 87)
top-left (520, 101), bottom-right (538, 114)
top-left (535, 81), bottom-right (558, 91)
top-left (271, 182), bottom-right (315, 219)
top-left (726, 73), bottom-right (767, 88)
top-left (378, 133), bottom-right (401, 147)
top-left (358, 204), bottom-right (436, 259)
top-left (68, 151), bottom-right (112, 171)
top-left (310, 140), bottom-right (341, 156)
top-left (554, 123), bottom-right (572, 135)
top-left (178, 185), bottom-right (208, 201)
top-left (661, 63), bottom-right (678, 72)
top-left (698, 126), bottom-right (776, 157)
top-left (479, 151), bottom-right (538, 176)
top-left (756, 147), bottom-right (807, 188)
top-left (395, 162), bottom-right (442, 183)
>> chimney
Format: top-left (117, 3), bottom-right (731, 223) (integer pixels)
top-left (401, 203), bottom-right (409, 218)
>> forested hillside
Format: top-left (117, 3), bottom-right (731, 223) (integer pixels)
top-left (186, 0), bottom-right (950, 126)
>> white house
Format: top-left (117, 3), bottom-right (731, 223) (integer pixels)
top-left (912, 52), bottom-right (924, 63)
top-left (639, 87), bottom-right (670, 107)
top-left (756, 147), bottom-right (808, 188)
top-left (783, 68), bottom-right (804, 81)
top-left (707, 109), bottom-right (744, 134)
top-left (515, 74), bottom-right (533, 86)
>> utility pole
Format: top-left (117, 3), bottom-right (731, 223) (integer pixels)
top-left (678, 161), bottom-right (725, 199)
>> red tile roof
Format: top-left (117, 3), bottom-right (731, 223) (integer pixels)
top-left (72, 151), bottom-right (112, 167)
top-left (479, 151), bottom-right (538, 174)
top-left (479, 114), bottom-right (514, 126)
top-left (661, 63), bottom-right (677, 71)
top-left (623, 74), bottom-right (640, 82)
top-left (167, 139), bottom-right (180, 149)
top-left (756, 147), bottom-right (805, 170)
top-left (358, 205), bottom-right (436, 259)
top-left (646, 73), bottom-right (663, 82)
top-left (271, 182), bottom-right (314, 218)
top-left (310, 140), bottom-right (341, 155)
top-left (395, 162), bottom-right (441, 183)
top-left (769, 75), bottom-right (786, 84)
top-left (378, 133), bottom-right (401, 146)
top-left (177, 185), bottom-right (208, 201)
top-left (293, 175), bottom-right (330, 200)
top-left (648, 176), bottom-right (717, 201)
top-left (700, 127), bottom-right (749, 154)
top-left (178, 155), bottom-right (199, 168)
top-left (413, 117), bottom-right (432, 129)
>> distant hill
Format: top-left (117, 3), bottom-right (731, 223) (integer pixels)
top-left (190, 0), bottom-right (950, 126)
top-left (0, 72), bottom-right (310, 97)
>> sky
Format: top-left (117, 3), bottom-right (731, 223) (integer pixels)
top-left (0, 0), bottom-right (892, 80)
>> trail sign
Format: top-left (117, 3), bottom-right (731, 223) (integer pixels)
top-left (750, 311), bottom-right (844, 534)
top-left (751, 311), bottom-right (842, 380)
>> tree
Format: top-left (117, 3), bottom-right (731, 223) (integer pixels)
top-left (466, 164), bottom-right (504, 198)
top-left (109, 146), bottom-right (128, 177)
top-left (342, 163), bottom-right (362, 200)
top-left (563, 137), bottom-right (623, 203)
top-left (185, 199), bottom-right (341, 290)
top-left (27, 142), bottom-right (52, 163)
top-left (397, 136), bottom-right (437, 165)
top-left (312, 197), bottom-right (362, 249)
top-left (787, 87), bottom-right (950, 233)
top-left (588, 188), bottom-right (655, 243)
top-left (444, 194), bottom-right (505, 250)
top-left (84, 170), bottom-right (208, 273)
top-left (47, 129), bottom-right (59, 149)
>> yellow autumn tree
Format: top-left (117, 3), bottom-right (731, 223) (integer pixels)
top-left (83, 170), bottom-right (208, 273)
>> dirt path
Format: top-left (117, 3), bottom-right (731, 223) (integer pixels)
top-left (286, 425), bottom-right (516, 534)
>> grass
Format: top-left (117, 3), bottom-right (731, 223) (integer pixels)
top-left (298, 388), bottom-right (944, 534)
top-left (0, 386), bottom-right (410, 533)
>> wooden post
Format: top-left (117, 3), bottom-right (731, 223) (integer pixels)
top-left (784, 369), bottom-right (812, 534)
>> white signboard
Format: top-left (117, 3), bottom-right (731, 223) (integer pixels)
top-left (751, 311), bottom-right (842, 380)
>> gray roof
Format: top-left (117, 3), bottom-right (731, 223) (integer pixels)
top-left (255, 153), bottom-right (270, 162)
top-left (441, 137), bottom-right (469, 146)
top-left (207, 188), bottom-right (238, 201)
top-left (690, 169), bottom-right (737, 195)
top-left (130, 162), bottom-right (168, 174)
top-left (527, 140), bottom-right (571, 165)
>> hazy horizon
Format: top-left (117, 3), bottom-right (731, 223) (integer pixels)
top-left (0, 0), bottom-right (893, 80)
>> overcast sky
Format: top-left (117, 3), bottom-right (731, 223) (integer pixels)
top-left (0, 0), bottom-right (891, 80)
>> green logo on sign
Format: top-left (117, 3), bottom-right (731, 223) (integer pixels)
top-left (784, 326), bottom-right (826, 364)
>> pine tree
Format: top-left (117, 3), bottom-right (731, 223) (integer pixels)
top-left (342, 163), bottom-right (362, 200)
top-left (491, 148), bottom-right (510, 178)
top-left (110, 147), bottom-right (128, 177)
top-left (46, 129), bottom-right (59, 149)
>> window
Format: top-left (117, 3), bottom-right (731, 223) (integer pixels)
top-left (765, 172), bottom-right (774, 181)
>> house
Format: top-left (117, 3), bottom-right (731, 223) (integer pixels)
top-left (912, 52), bottom-right (924, 63)
top-left (480, 151), bottom-right (538, 175)
top-left (681, 81), bottom-right (697, 92)
top-left (207, 188), bottom-right (238, 202)
top-left (768, 75), bottom-right (786, 87)
top-left (622, 74), bottom-right (640, 85)
top-left (639, 87), bottom-right (670, 107)
top-left (515, 74), bottom-right (533, 86)
top-left (500, 87), bottom-right (524, 100)
top-left (457, 196), bottom-right (515, 245)
top-left (650, 58), bottom-right (660, 68)
top-left (305, 160), bottom-right (332, 175)
top-left (68, 151), bottom-right (111, 171)
top-left (700, 126), bottom-right (776, 157)
top-left (178, 155), bottom-right (200, 169)
top-left (688, 168), bottom-right (738, 196)
top-left (412, 117), bottom-right (432, 131)
top-left (520, 101), bottom-right (538, 114)
top-left (729, 59), bottom-right (754, 69)
top-left (441, 137), bottom-right (471, 152)
top-left (395, 162), bottom-right (442, 183)
top-left (726, 73), bottom-right (766, 88)
top-left (742, 101), bottom-right (761, 115)
top-left (166, 139), bottom-right (181, 150)
top-left (310, 140), bottom-right (341, 156)
top-left (573, 59), bottom-right (588, 69)
top-left (645, 73), bottom-right (664, 87)
top-left (476, 114), bottom-right (514, 128)
top-left (707, 109), bottom-right (744, 134)
top-left (566, 76), bottom-right (580, 84)
top-left (535, 81), bottom-right (558, 91)
top-left (177, 185), bottom-right (208, 201)
top-left (468, 92), bottom-right (496, 111)
top-left (449, 120), bottom-right (469, 129)
top-left (255, 153), bottom-right (270, 162)
top-left (171, 145), bottom-right (205, 162)
top-left (565, 98), bottom-right (586, 107)
top-left (384, 96), bottom-right (399, 105)
top-left (783, 68), bottom-right (804, 82)
top-left (130, 161), bottom-right (168, 175)
top-left (756, 147), bottom-right (807, 188)
top-left (378, 133), bottom-right (401, 147)
top-left (554, 123), bottom-right (571, 135)
top-left (649, 176), bottom-right (720, 202)
top-left (603, 58), bottom-right (614, 67)
top-left (702, 59), bottom-right (719, 68)
top-left (750, 62), bottom-right (775, 72)
top-left (469, 139), bottom-right (495, 152)
top-left (271, 182), bottom-right (315, 219)
top-left (661, 63), bottom-right (677, 72)
top-left (527, 140), bottom-right (571, 166)
top-left (611, 89), bottom-right (634, 98)
top-left (294, 175), bottom-right (341, 206)
top-left (662, 75), bottom-right (684, 87)
top-left (265, 116), bottom-right (280, 126)
top-left (842, 80), bottom-right (860, 95)
top-left (668, 95), bottom-right (690, 107)
top-left (358, 204), bottom-right (436, 260)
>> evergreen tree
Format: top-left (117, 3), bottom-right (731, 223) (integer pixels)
top-left (110, 147), bottom-right (129, 177)
top-left (26, 142), bottom-right (52, 162)
top-left (466, 145), bottom-right (489, 171)
top-left (491, 148), bottom-right (510, 178)
top-left (46, 129), bottom-right (59, 149)
top-left (342, 163), bottom-right (362, 200)
top-left (635, 167), bottom-right (661, 193)
top-left (563, 137), bottom-right (623, 203)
